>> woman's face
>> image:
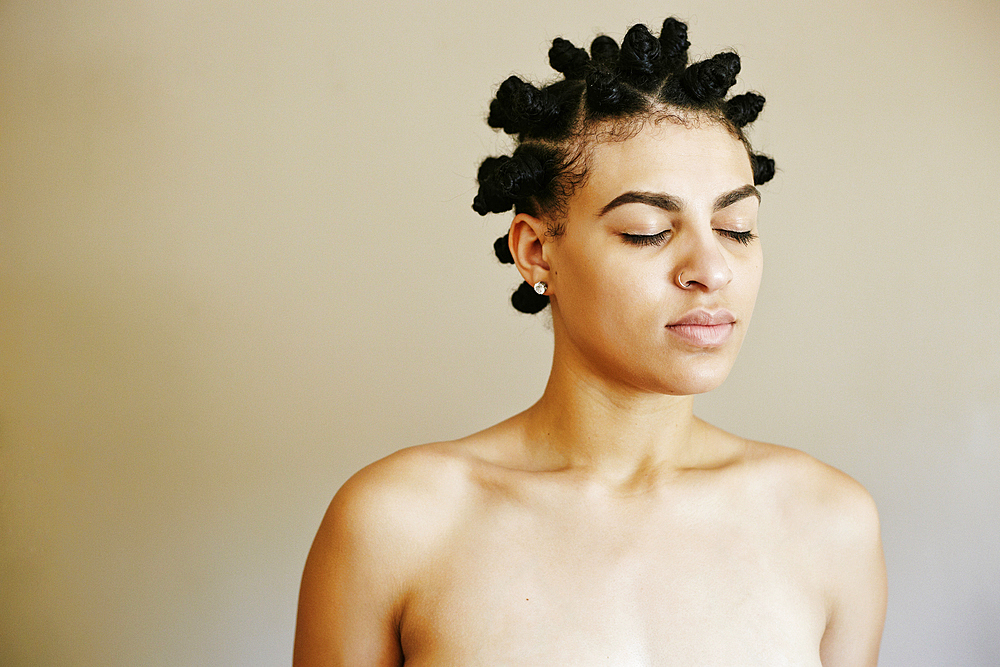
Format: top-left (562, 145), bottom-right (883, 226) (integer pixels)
top-left (543, 119), bottom-right (763, 396)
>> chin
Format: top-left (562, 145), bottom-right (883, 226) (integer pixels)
top-left (668, 377), bottom-right (728, 396)
top-left (652, 358), bottom-right (735, 396)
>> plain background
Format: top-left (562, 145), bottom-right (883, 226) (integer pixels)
top-left (2, 0), bottom-right (997, 665)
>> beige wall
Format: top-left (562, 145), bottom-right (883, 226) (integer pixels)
top-left (2, 1), bottom-right (997, 664)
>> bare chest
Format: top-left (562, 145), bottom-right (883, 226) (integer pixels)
top-left (399, 498), bottom-right (827, 666)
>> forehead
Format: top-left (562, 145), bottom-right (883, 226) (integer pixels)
top-left (575, 120), bottom-right (754, 212)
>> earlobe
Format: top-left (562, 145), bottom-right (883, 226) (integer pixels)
top-left (508, 213), bottom-right (552, 287)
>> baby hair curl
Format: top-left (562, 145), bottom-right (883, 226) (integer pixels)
top-left (474, 17), bottom-right (776, 314)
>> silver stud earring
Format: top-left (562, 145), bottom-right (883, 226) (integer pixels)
top-left (533, 281), bottom-right (548, 295)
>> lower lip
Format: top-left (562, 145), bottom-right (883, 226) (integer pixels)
top-left (666, 323), bottom-right (735, 347)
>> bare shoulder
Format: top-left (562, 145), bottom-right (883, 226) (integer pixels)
top-left (739, 440), bottom-right (887, 666)
top-left (314, 441), bottom-right (481, 564)
top-left (735, 440), bottom-right (876, 526)
top-left (294, 442), bottom-right (483, 666)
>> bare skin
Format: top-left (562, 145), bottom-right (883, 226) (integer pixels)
top-left (294, 120), bottom-right (887, 666)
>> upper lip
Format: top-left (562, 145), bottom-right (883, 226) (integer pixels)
top-left (667, 309), bottom-right (736, 326)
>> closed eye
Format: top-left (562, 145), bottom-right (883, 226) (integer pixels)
top-left (716, 229), bottom-right (758, 245)
top-left (621, 230), bottom-right (670, 247)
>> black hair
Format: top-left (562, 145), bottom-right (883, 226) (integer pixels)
top-left (473, 17), bottom-right (776, 314)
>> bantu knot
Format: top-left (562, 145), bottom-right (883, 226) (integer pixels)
top-left (617, 24), bottom-right (664, 91)
top-left (725, 92), bottom-right (765, 127)
top-left (590, 35), bottom-right (619, 64)
top-left (472, 156), bottom-right (511, 214)
top-left (511, 280), bottom-right (549, 314)
top-left (751, 153), bottom-right (775, 185)
top-left (585, 66), bottom-right (644, 116)
top-left (487, 76), bottom-right (558, 135)
top-left (658, 17), bottom-right (690, 73)
top-left (549, 38), bottom-right (590, 80)
top-left (679, 52), bottom-right (741, 102)
top-left (493, 233), bottom-right (514, 264)
top-left (472, 144), bottom-right (557, 215)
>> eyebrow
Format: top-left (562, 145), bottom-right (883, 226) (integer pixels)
top-left (712, 184), bottom-right (761, 211)
top-left (598, 184), bottom-right (761, 216)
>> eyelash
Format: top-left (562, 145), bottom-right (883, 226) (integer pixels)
top-left (621, 229), bottom-right (758, 247)
top-left (622, 230), bottom-right (669, 246)
top-left (717, 229), bottom-right (758, 246)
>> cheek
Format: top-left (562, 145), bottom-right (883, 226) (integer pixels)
top-left (559, 252), bottom-right (665, 330)
top-left (551, 250), bottom-right (602, 320)
top-left (750, 249), bottom-right (764, 290)
top-left (736, 251), bottom-right (764, 313)
top-left (558, 261), bottom-right (613, 322)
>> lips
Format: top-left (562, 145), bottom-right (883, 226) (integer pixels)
top-left (666, 309), bottom-right (736, 347)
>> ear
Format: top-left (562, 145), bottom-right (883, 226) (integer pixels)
top-left (508, 213), bottom-right (552, 287)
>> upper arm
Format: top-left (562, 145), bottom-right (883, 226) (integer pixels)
top-left (293, 468), bottom-right (409, 667)
top-left (817, 477), bottom-right (888, 667)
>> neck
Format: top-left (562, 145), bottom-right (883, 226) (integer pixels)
top-left (517, 346), bottom-right (717, 491)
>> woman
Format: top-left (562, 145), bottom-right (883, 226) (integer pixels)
top-left (295, 17), bottom-right (887, 666)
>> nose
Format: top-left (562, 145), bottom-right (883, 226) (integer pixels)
top-left (673, 229), bottom-right (733, 291)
